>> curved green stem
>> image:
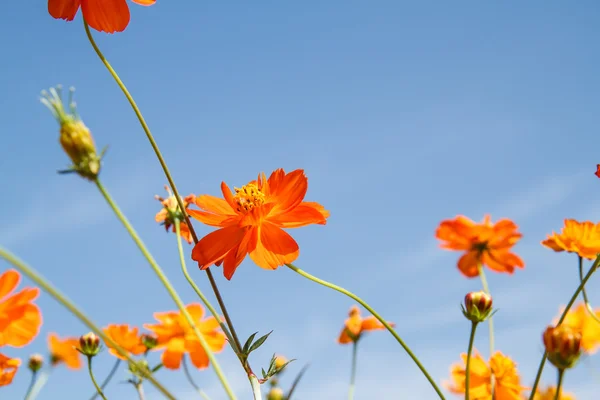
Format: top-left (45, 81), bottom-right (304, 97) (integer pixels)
top-left (82, 18), bottom-right (246, 365)
top-left (578, 256), bottom-right (600, 324)
top-left (0, 247), bottom-right (175, 399)
top-left (348, 341), bottom-right (358, 400)
top-left (465, 322), bottom-right (478, 400)
top-left (90, 359), bottom-right (121, 400)
top-left (23, 371), bottom-right (38, 400)
top-left (285, 263), bottom-right (445, 399)
top-left (528, 254), bottom-right (600, 399)
top-left (94, 179), bottom-right (236, 400)
top-left (553, 369), bottom-right (564, 400)
top-left (174, 221), bottom-right (237, 351)
top-left (477, 266), bottom-right (494, 356)
top-left (88, 357), bottom-right (108, 400)
top-left (182, 356), bottom-right (212, 400)
top-left (249, 374), bottom-right (262, 400)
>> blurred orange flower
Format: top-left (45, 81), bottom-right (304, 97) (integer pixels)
top-left (337, 305), bottom-right (393, 344)
top-left (48, 0), bottom-right (155, 34)
top-left (48, 334), bottom-right (82, 370)
top-left (541, 219), bottom-right (600, 260)
top-left (435, 215), bottom-right (524, 277)
top-left (155, 186), bottom-right (196, 244)
top-left (533, 385), bottom-right (575, 400)
top-left (103, 324), bottom-right (146, 360)
top-left (190, 168), bottom-right (329, 280)
top-left (595, 164), bottom-right (600, 179)
top-left (0, 269), bottom-right (42, 347)
top-left (554, 303), bottom-right (600, 354)
top-left (446, 350), bottom-right (526, 400)
top-left (0, 354), bottom-right (19, 387)
top-left (144, 303), bottom-right (226, 370)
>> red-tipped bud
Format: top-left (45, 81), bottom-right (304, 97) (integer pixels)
top-left (462, 291), bottom-right (494, 323)
top-left (78, 332), bottom-right (101, 357)
top-left (140, 334), bottom-right (158, 351)
top-left (543, 325), bottom-right (582, 370)
top-left (28, 354), bottom-right (44, 373)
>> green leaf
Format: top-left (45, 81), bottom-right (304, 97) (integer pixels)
top-left (243, 332), bottom-right (258, 354)
top-left (248, 331), bottom-right (273, 354)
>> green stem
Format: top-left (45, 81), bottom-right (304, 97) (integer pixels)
top-left (554, 369), bottom-right (564, 400)
top-left (182, 355), bottom-right (211, 399)
top-left (465, 322), bottom-right (478, 400)
top-left (174, 221), bottom-right (238, 352)
top-left (249, 374), bottom-right (262, 400)
top-left (82, 18), bottom-right (246, 365)
top-left (285, 263), bottom-right (445, 400)
top-left (23, 371), bottom-right (38, 400)
top-left (94, 179), bottom-right (236, 400)
top-left (88, 357), bottom-right (108, 400)
top-left (528, 254), bottom-right (600, 399)
top-left (136, 383), bottom-right (146, 400)
top-left (477, 266), bottom-right (494, 356)
top-left (0, 248), bottom-right (175, 400)
top-left (285, 364), bottom-right (309, 400)
top-left (348, 341), bottom-right (358, 400)
top-left (578, 256), bottom-right (600, 324)
top-left (24, 369), bottom-right (50, 400)
top-left (90, 359), bottom-right (121, 400)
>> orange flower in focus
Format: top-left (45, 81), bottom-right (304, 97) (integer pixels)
top-left (541, 219), bottom-right (600, 260)
top-left (0, 270), bottom-right (42, 347)
top-left (144, 303), bottom-right (226, 370)
top-left (435, 215), bottom-right (524, 277)
top-left (337, 305), bottom-right (393, 344)
top-left (446, 350), bottom-right (526, 400)
top-left (0, 354), bottom-right (20, 387)
top-left (190, 169), bottom-right (329, 280)
top-left (48, 334), bottom-right (82, 369)
top-left (533, 385), bottom-right (575, 400)
top-left (103, 324), bottom-right (146, 360)
top-left (554, 303), bottom-right (600, 354)
top-left (48, 0), bottom-right (155, 34)
top-left (155, 186), bottom-right (196, 244)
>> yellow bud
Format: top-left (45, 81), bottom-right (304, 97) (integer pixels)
top-left (28, 354), bottom-right (44, 373)
top-left (267, 387), bottom-right (284, 400)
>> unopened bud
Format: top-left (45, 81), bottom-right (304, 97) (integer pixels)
top-left (78, 332), bottom-right (101, 357)
top-left (462, 291), bottom-right (493, 323)
top-left (128, 359), bottom-right (151, 379)
top-left (28, 354), bottom-right (43, 373)
top-left (141, 334), bottom-right (158, 350)
top-left (267, 387), bottom-right (284, 400)
top-left (274, 355), bottom-right (287, 371)
top-left (543, 325), bottom-right (582, 370)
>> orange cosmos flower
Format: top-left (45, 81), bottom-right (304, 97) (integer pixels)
top-left (337, 305), bottom-right (393, 344)
top-left (553, 303), bottom-right (600, 354)
top-left (0, 354), bottom-right (20, 387)
top-left (144, 303), bottom-right (226, 370)
top-left (541, 219), bottom-right (600, 260)
top-left (48, 0), bottom-right (155, 34)
top-left (103, 324), bottom-right (146, 360)
top-left (533, 385), bottom-right (575, 400)
top-left (0, 270), bottom-right (42, 347)
top-left (48, 333), bottom-right (82, 370)
top-left (446, 350), bottom-right (526, 400)
top-left (155, 186), bottom-right (196, 244)
top-left (189, 168), bottom-right (329, 280)
top-left (435, 215), bottom-right (524, 278)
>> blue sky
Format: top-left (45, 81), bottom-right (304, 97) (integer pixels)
top-left (1, 1), bottom-right (600, 399)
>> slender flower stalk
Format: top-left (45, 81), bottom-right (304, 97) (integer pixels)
top-left (578, 256), bottom-right (600, 324)
top-left (465, 322), bottom-right (478, 400)
top-left (0, 247), bottom-right (175, 399)
top-left (87, 357), bottom-right (107, 400)
top-left (554, 370), bottom-right (564, 400)
top-left (82, 18), bottom-right (246, 368)
top-left (528, 253), bottom-right (600, 398)
top-left (285, 263), bottom-right (445, 399)
top-left (182, 356), bottom-right (211, 400)
top-left (90, 360), bottom-right (121, 400)
top-left (24, 371), bottom-right (39, 400)
top-left (348, 341), bottom-right (358, 400)
top-left (94, 179), bottom-right (236, 400)
top-left (135, 383), bottom-right (146, 400)
top-left (24, 370), bottom-right (50, 400)
top-left (477, 265), bottom-right (494, 355)
top-left (249, 374), bottom-right (262, 400)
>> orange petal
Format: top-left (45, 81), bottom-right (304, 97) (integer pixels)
top-left (0, 271), bottom-right (19, 301)
top-left (248, 223), bottom-right (299, 270)
top-left (194, 195), bottom-right (236, 217)
top-left (222, 231), bottom-right (252, 280)
top-left (0, 304), bottom-right (42, 347)
top-left (131, 0), bottom-right (155, 5)
top-left (596, 164), bottom-right (600, 179)
top-left (361, 316), bottom-right (388, 331)
top-left (187, 341), bottom-right (210, 370)
top-left (221, 182), bottom-right (238, 212)
top-left (81, 0), bottom-right (130, 34)
top-left (269, 170), bottom-right (308, 216)
top-left (48, 0), bottom-right (81, 21)
top-left (267, 202), bottom-right (329, 228)
top-left (457, 251), bottom-right (480, 278)
top-left (191, 226), bottom-right (249, 269)
top-left (185, 304), bottom-right (205, 322)
top-left (161, 338), bottom-right (185, 370)
top-left (188, 209), bottom-right (236, 228)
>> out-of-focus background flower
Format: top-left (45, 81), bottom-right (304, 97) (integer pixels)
top-left (1, 1), bottom-right (600, 398)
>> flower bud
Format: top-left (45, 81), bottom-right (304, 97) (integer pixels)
top-left (78, 332), bottom-right (101, 357)
top-left (28, 354), bottom-right (44, 373)
top-left (274, 355), bottom-right (287, 371)
top-left (141, 334), bottom-right (158, 350)
top-left (543, 325), bottom-right (582, 370)
top-left (267, 387), bottom-right (284, 400)
top-left (462, 291), bottom-right (493, 323)
top-left (128, 359), bottom-right (151, 379)
top-left (41, 86), bottom-right (102, 180)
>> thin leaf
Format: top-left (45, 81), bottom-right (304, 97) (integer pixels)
top-left (248, 331), bottom-right (273, 354)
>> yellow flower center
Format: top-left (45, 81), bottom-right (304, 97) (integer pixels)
top-left (233, 183), bottom-right (265, 213)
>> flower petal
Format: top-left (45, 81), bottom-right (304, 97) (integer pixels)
top-left (248, 223), bottom-right (299, 270)
top-left (0, 304), bottom-right (42, 347)
top-left (48, 0), bottom-right (81, 21)
top-left (361, 316), bottom-right (388, 332)
top-left (161, 338), bottom-right (185, 370)
top-left (268, 169), bottom-right (308, 216)
top-left (192, 226), bottom-right (249, 269)
top-left (194, 195), bottom-right (235, 216)
top-left (131, 0), bottom-right (155, 5)
top-left (0, 271), bottom-right (19, 302)
top-left (186, 340), bottom-right (210, 369)
top-left (267, 202), bottom-right (328, 228)
top-left (81, 0), bottom-right (130, 34)
top-left (222, 231), bottom-right (252, 280)
top-left (188, 209), bottom-right (236, 228)
top-left (457, 251), bottom-right (480, 278)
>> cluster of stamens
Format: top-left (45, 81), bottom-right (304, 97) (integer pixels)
top-left (233, 183), bottom-right (265, 213)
